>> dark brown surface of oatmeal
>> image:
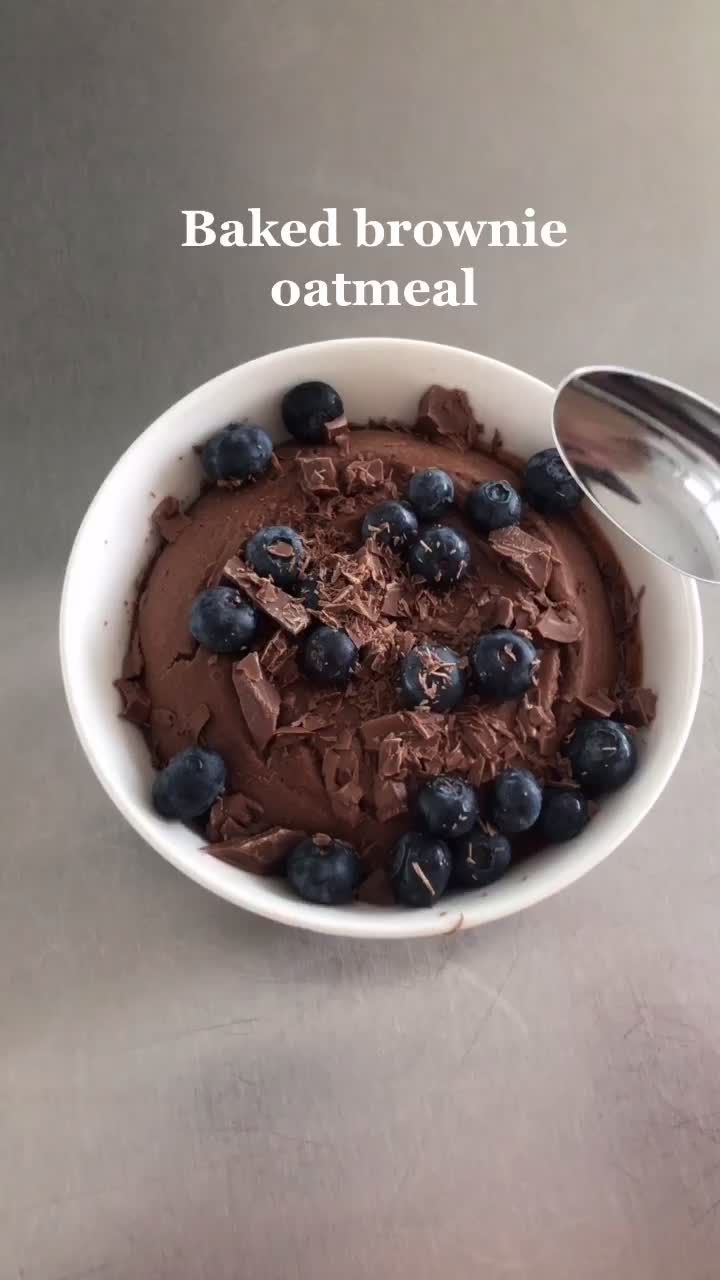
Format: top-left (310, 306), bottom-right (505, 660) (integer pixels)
top-left (118, 387), bottom-right (653, 876)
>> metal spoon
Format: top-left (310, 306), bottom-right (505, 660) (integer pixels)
top-left (553, 367), bottom-right (720, 584)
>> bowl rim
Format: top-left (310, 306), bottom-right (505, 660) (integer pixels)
top-left (60, 337), bottom-right (704, 939)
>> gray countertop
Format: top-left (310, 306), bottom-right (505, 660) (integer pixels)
top-left (3, 3), bottom-right (720, 1276)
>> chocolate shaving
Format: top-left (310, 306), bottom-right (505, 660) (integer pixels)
top-left (207, 827), bottom-right (303, 875)
top-left (412, 860), bottom-right (436, 896)
top-left (232, 652), bottom-right (280, 752)
top-left (151, 496), bottom-right (192, 544)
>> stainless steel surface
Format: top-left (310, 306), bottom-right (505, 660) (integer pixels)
top-left (3, 3), bottom-right (720, 1277)
top-left (554, 368), bottom-right (720, 583)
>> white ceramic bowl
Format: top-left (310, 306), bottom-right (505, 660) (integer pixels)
top-left (60, 339), bottom-right (703, 939)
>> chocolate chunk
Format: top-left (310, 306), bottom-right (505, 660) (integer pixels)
top-left (322, 738), bottom-right (364, 823)
top-left (223, 556), bottom-right (261, 591)
top-left (255, 581), bottom-right (310, 635)
top-left (223, 558), bottom-right (310, 635)
top-left (116, 678), bottom-right (151, 725)
top-left (619, 686), bottom-right (657, 727)
top-left (418, 386), bottom-right (477, 443)
top-left (380, 583), bottom-right (406, 618)
top-left (152, 496), bottom-right (192, 544)
top-left (533, 649), bottom-right (562, 755)
top-left (260, 631), bottom-right (291, 675)
top-left (344, 617), bottom-right (377, 649)
top-left (378, 735), bottom-right (405, 778)
top-left (513, 590), bottom-right (541, 631)
top-left (405, 710), bottom-right (445, 741)
top-left (487, 595), bottom-right (515, 629)
top-left (276, 711), bottom-right (329, 737)
top-left (535, 607), bottom-right (584, 644)
top-left (322, 747), bottom-right (364, 823)
top-left (373, 776), bottom-right (408, 822)
top-left (578, 689), bottom-right (616, 718)
top-left (359, 712), bottom-right (409, 749)
top-left (457, 712), bottom-right (496, 756)
top-left (535, 648), bottom-right (561, 712)
top-left (267, 538), bottom-right (297, 559)
top-left (343, 457), bottom-right (385, 494)
top-left (558, 643), bottom-right (582, 705)
top-left (207, 792), bottom-right (265, 841)
top-left (325, 415), bottom-right (350, 444)
top-left (444, 740), bottom-right (467, 771)
top-left (489, 525), bottom-right (552, 591)
top-left (298, 455), bottom-right (339, 496)
top-left (232, 652), bottom-right (280, 752)
top-left (207, 827), bottom-right (304, 875)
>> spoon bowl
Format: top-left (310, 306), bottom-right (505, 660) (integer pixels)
top-left (553, 366), bottom-right (720, 584)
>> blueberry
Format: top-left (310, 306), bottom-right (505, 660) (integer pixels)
top-left (189, 586), bottom-right (258, 654)
top-left (525, 447), bottom-right (583, 515)
top-left (539, 788), bottom-right (590, 842)
top-left (417, 774), bottom-right (479, 838)
top-left (293, 575), bottom-right (321, 610)
top-left (451, 828), bottom-right (512, 889)
top-left (202, 424), bottom-right (274, 484)
top-left (286, 837), bottom-right (362, 905)
top-left (245, 526), bottom-right (304, 588)
top-left (469, 628), bottom-right (538, 701)
top-left (361, 501), bottom-right (419, 552)
top-left (201, 433), bottom-right (224, 481)
top-left (281, 381), bottom-right (344, 445)
top-left (152, 747), bottom-right (226, 821)
top-left (565, 719), bottom-right (637, 793)
top-left (407, 468), bottom-right (455, 521)
top-left (492, 768), bottom-right (543, 834)
top-left (398, 643), bottom-right (465, 711)
top-left (391, 831), bottom-right (452, 907)
top-left (303, 625), bottom-right (359, 687)
top-left (466, 480), bottom-right (522, 532)
top-left (406, 525), bottom-right (470, 589)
